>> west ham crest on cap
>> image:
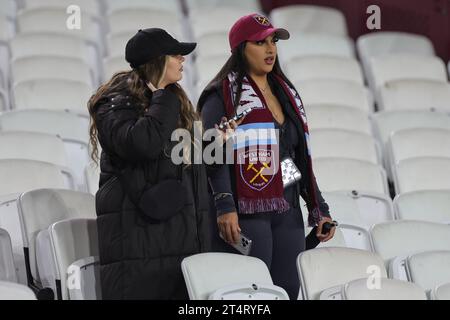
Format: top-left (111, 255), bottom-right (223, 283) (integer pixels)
top-left (253, 14), bottom-right (270, 26)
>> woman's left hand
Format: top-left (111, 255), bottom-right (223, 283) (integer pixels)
top-left (316, 217), bottom-right (336, 242)
top-left (214, 116), bottom-right (245, 143)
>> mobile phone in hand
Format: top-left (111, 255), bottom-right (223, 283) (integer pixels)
top-left (219, 232), bottom-right (252, 255)
top-left (218, 108), bottom-right (252, 129)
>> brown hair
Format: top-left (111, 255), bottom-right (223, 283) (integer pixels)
top-left (87, 56), bottom-right (199, 164)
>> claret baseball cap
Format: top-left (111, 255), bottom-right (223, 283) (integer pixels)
top-left (228, 13), bottom-right (290, 50)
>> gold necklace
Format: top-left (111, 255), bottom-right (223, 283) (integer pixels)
top-left (259, 82), bottom-right (269, 93)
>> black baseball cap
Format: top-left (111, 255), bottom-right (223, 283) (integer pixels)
top-left (125, 28), bottom-right (196, 68)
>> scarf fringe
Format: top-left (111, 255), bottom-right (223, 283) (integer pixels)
top-left (238, 197), bottom-right (290, 214)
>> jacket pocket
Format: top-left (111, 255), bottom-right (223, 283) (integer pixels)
top-left (139, 179), bottom-right (187, 221)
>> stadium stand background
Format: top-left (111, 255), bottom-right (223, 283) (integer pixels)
top-left (0, 0), bottom-right (449, 300)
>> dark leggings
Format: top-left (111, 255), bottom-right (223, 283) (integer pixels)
top-left (209, 187), bottom-right (305, 300)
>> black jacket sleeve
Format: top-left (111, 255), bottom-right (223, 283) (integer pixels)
top-left (95, 89), bottom-right (181, 162)
top-left (201, 92), bottom-right (237, 216)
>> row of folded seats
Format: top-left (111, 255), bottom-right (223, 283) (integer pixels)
top-left (0, 0), bottom-right (450, 299)
top-left (2, 212), bottom-right (450, 300)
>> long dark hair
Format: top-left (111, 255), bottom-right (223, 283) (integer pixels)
top-left (87, 56), bottom-right (199, 164)
top-left (197, 41), bottom-right (296, 112)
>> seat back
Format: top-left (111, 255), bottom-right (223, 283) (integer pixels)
top-left (369, 54), bottom-right (447, 90)
top-left (208, 283), bottom-right (289, 300)
top-left (313, 158), bottom-right (388, 195)
top-left (13, 79), bottom-right (92, 115)
top-left (310, 129), bottom-right (379, 164)
top-left (394, 157), bottom-right (450, 193)
top-left (389, 128), bottom-right (450, 164)
top-left (17, 189), bottom-right (95, 288)
top-left (343, 278), bottom-right (426, 300)
top-left (287, 56), bottom-right (364, 85)
top-left (406, 250), bottom-right (450, 292)
top-left (306, 104), bottom-right (372, 134)
top-left (270, 5), bottom-right (348, 36)
top-left (0, 281), bottom-right (36, 300)
top-left (371, 220), bottom-right (450, 275)
top-left (295, 79), bottom-right (372, 113)
top-left (0, 228), bottom-right (17, 282)
top-left (297, 247), bottom-right (386, 300)
top-left (379, 79), bottom-right (450, 112)
top-left (67, 256), bottom-right (101, 300)
top-left (433, 282), bottom-right (450, 300)
top-left (394, 190), bottom-right (450, 223)
top-left (181, 253), bottom-right (274, 300)
top-left (50, 218), bottom-right (99, 300)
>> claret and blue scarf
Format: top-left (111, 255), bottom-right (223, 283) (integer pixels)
top-left (222, 72), bottom-right (325, 226)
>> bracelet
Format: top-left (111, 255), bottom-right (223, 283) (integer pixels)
top-left (214, 192), bottom-right (233, 201)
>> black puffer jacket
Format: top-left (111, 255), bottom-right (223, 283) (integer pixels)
top-left (93, 86), bottom-right (210, 300)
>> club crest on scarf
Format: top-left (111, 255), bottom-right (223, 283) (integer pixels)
top-left (239, 149), bottom-right (276, 191)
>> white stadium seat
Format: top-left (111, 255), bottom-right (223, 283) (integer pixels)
top-left (342, 278), bottom-right (426, 300)
top-left (306, 190), bottom-right (394, 229)
top-left (310, 129), bottom-right (380, 164)
top-left (368, 54), bottom-right (447, 92)
top-left (22, 0), bottom-right (103, 18)
top-left (0, 281), bottom-right (36, 300)
top-left (106, 0), bottom-right (181, 14)
top-left (187, 0), bottom-right (261, 14)
top-left (394, 190), bottom-right (450, 223)
top-left (389, 128), bottom-right (450, 164)
top-left (10, 33), bottom-right (100, 86)
top-left (0, 15), bottom-right (13, 88)
top-left (357, 31), bottom-right (435, 82)
top-left (406, 250), bottom-right (450, 295)
top-left (13, 79), bottom-right (93, 116)
top-left (370, 220), bottom-right (450, 280)
top-left (49, 218), bottom-right (100, 300)
top-left (106, 31), bottom-right (134, 58)
top-left (297, 247), bottom-right (386, 300)
top-left (0, 131), bottom-right (76, 187)
top-left (85, 162), bottom-right (100, 195)
top-left (195, 32), bottom-right (230, 60)
top-left (433, 282), bottom-right (450, 300)
top-left (17, 8), bottom-right (104, 56)
top-left (103, 55), bottom-right (131, 81)
top-left (11, 56), bottom-right (94, 88)
top-left (286, 56), bottom-right (364, 85)
top-left (0, 110), bottom-right (90, 189)
top-left (296, 79), bottom-right (373, 113)
top-left (306, 104), bottom-right (372, 134)
top-left (181, 252), bottom-right (287, 300)
top-left (107, 8), bottom-right (181, 37)
top-left (371, 110), bottom-right (450, 165)
top-left (313, 158), bottom-right (388, 195)
top-left (378, 79), bottom-right (450, 112)
top-left (190, 7), bottom-right (255, 39)
top-left (17, 189), bottom-right (95, 298)
top-left (0, 228), bottom-right (17, 282)
top-left (270, 5), bottom-right (348, 36)
top-left (393, 157), bottom-right (450, 194)
top-left (278, 33), bottom-right (355, 64)
top-left (0, 160), bottom-right (68, 284)
top-left (305, 224), bottom-right (373, 252)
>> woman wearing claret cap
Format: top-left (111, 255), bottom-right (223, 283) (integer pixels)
top-left (87, 28), bottom-right (210, 299)
top-left (198, 14), bottom-right (336, 299)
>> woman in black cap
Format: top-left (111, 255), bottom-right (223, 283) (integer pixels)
top-left (87, 28), bottom-right (210, 300)
top-left (198, 14), bottom-right (336, 299)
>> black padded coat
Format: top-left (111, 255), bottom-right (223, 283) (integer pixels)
top-left (92, 86), bottom-right (210, 300)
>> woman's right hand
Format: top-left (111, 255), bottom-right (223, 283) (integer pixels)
top-left (217, 211), bottom-right (241, 244)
